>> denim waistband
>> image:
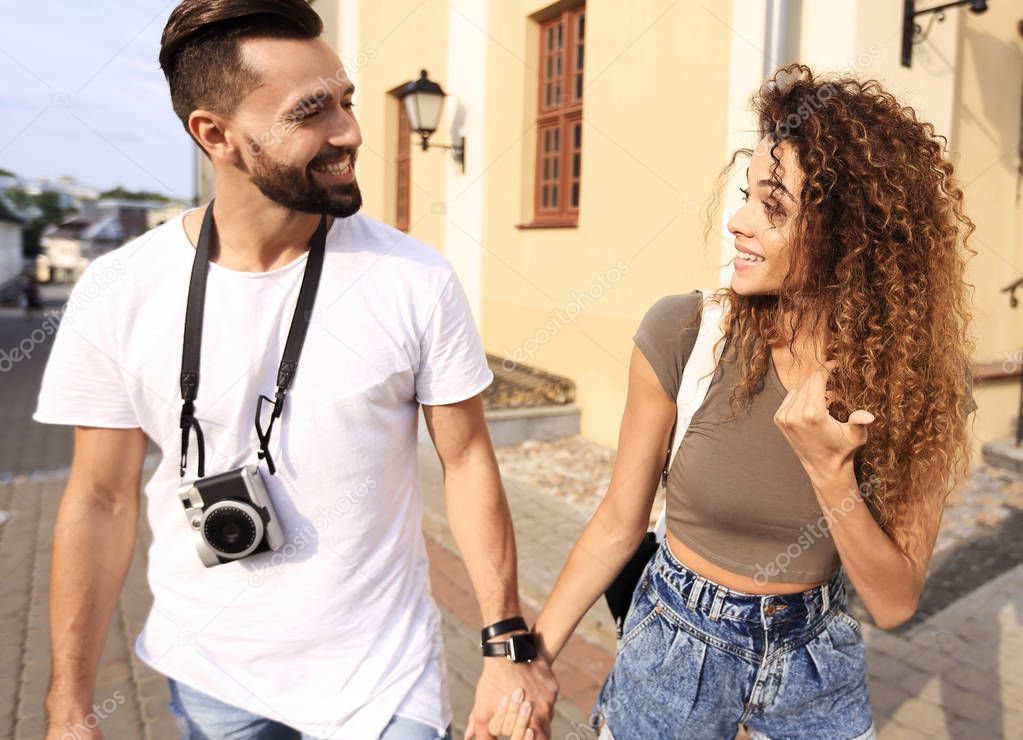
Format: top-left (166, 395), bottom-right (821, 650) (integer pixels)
top-left (647, 538), bottom-right (847, 626)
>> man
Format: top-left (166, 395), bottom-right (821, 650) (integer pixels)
top-left (34, 1), bottom-right (557, 738)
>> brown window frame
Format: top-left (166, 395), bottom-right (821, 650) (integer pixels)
top-left (527, 5), bottom-right (584, 228)
top-left (396, 101), bottom-right (412, 232)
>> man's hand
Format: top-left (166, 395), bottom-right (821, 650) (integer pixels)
top-left (464, 655), bottom-right (558, 740)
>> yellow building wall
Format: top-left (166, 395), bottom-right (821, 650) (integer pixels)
top-left (339, 0), bottom-right (451, 254)
top-left (480, 0), bottom-right (737, 448)
top-left (198, 0), bottom-right (1020, 455)
top-left (949, 2), bottom-right (1023, 453)
top-left (789, 0), bottom-right (1023, 455)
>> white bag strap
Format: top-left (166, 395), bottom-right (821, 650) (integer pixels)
top-left (653, 289), bottom-right (728, 542)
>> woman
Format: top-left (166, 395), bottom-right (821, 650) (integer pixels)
top-left (483, 64), bottom-right (977, 739)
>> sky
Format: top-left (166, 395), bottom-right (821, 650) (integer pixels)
top-left (0, 1), bottom-right (193, 200)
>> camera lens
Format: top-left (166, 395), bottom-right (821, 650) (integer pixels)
top-left (202, 503), bottom-right (261, 557)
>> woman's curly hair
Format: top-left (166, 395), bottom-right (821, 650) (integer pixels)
top-left (697, 63), bottom-right (977, 540)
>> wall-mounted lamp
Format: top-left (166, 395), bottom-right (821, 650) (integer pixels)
top-left (397, 69), bottom-right (465, 173)
top-left (901, 0), bottom-right (989, 67)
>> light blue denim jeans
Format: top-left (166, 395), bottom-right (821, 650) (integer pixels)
top-left (590, 539), bottom-right (876, 740)
top-left (167, 677), bottom-right (453, 739)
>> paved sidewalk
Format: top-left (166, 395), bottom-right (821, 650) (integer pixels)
top-left (857, 564), bottom-right (1023, 738)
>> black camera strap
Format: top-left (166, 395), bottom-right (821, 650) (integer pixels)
top-left (179, 198), bottom-right (329, 478)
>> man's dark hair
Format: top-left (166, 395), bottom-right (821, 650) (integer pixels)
top-left (159, 0), bottom-right (323, 149)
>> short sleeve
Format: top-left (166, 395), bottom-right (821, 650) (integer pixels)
top-left (32, 258), bottom-right (140, 428)
top-left (414, 271), bottom-right (494, 406)
top-left (632, 290), bottom-right (703, 401)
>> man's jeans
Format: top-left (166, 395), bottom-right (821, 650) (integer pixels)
top-left (167, 677), bottom-right (453, 739)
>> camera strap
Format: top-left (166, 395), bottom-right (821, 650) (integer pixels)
top-left (179, 198), bottom-right (329, 478)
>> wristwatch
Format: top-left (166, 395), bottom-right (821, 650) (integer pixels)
top-left (482, 632), bottom-right (539, 663)
top-left (480, 616), bottom-right (539, 663)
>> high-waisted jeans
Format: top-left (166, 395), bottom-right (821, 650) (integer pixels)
top-left (589, 538), bottom-right (876, 739)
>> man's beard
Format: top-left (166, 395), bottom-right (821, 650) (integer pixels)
top-left (248, 149), bottom-right (363, 218)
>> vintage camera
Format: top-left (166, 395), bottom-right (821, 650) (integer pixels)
top-left (177, 465), bottom-right (285, 567)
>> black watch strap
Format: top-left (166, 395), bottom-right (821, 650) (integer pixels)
top-left (482, 632), bottom-right (538, 663)
top-left (481, 641), bottom-right (510, 657)
top-left (480, 616), bottom-right (528, 645)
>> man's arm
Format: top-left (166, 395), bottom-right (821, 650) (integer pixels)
top-left (423, 395), bottom-right (518, 623)
top-left (46, 426), bottom-right (148, 738)
top-left (421, 395), bottom-right (557, 740)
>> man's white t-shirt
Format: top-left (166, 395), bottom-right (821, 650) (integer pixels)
top-left (33, 209), bottom-right (494, 738)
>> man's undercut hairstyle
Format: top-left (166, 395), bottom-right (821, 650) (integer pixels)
top-left (159, 0), bottom-right (323, 150)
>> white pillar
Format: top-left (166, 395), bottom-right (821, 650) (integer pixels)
top-left (719, 0), bottom-right (772, 286)
top-left (338, 0), bottom-right (360, 88)
top-left (441, 0), bottom-right (488, 326)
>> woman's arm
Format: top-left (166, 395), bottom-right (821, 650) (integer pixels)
top-left (805, 462), bottom-right (946, 629)
top-left (772, 360), bottom-right (953, 629)
top-left (532, 345), bottom-right (676, 664)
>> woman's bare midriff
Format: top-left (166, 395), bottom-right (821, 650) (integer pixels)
top-left (664, 530), bottom-right (827, 595)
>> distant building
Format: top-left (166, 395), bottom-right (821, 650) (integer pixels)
top-left (0, 194), bottom-right (26, 302)
top-left (38, 197), bottom-right (187, 281)
top-left (40, 215), bottom-right (122, 282)
top-left (24, 176), bottom-right (102, 212)
top-left (96, 199), bottom-right (157, 237)
top-left (147, 202), bottom-right (189, 229)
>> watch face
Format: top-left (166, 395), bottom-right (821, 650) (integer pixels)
top-left (508, 633), bottom-right (538, 662)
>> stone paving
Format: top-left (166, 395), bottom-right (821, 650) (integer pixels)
top-left (2, 291), bottom-right (1023, 739)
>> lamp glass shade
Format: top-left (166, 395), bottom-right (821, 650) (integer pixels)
top-left (404, 90), bottom-right (445, 135)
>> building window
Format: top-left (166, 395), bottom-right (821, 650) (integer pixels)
top-left (396, 101), bottom-right (411, 232)
top-left (533, 6), bottom-right (584, 226)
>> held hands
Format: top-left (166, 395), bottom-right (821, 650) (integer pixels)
top-left (485, 687), bottom-right (535, 739)
top-left (773, 359), bottom-right (875, 481)
top-left (464, 655), bottom-right (557, 740)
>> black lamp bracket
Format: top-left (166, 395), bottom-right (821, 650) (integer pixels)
top-left (416, 134), bottom-right (466, 173)
top-left (901, 0), bottom-right (989, 67)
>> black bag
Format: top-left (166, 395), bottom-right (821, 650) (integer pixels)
top-left (603, 531), bottom-right (659, 638)
top-left (603, 418), bottom-right (677, 639)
